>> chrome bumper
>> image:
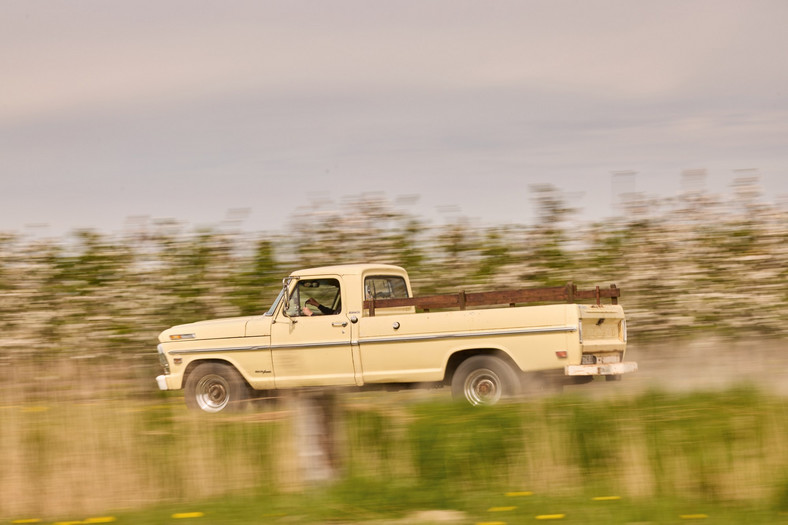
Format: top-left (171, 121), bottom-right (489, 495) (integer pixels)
top-left (565, 361), bottom-right (638, 376)
top-left (156, 374), bottom-right (169, 391)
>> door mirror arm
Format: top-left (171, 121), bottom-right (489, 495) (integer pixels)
top-left (281, 276), bottom-right (299, 324)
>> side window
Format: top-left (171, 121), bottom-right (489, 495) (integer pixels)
top-left (289, 278), bottom-right (342, 316)
top-left (364, 276), bottom-right (409, 300)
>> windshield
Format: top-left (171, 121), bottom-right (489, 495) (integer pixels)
top-left (264, 288), bottom-right (285, 316)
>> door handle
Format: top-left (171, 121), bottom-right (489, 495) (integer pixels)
top-left (332, 321), bottom-right (348, 327)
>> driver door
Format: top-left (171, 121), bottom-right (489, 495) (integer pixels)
top-left (270, 276), bottom-right (356, 387)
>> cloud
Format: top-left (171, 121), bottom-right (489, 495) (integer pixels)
top-left (2, 0), bottom-right (787, 234)
top-left (5, 0), bottom-right (780, 121)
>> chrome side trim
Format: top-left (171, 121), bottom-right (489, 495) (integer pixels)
top-left (168, 325), bottom-right (577, 355)
top-left (270, 341), bottom-right (354, 350)
top-left (357, 325), bottom-right (577, 345)
top-left (169, 345), bottom-right (268, 355)
top-left (169, 340), bottom-right (352, 355)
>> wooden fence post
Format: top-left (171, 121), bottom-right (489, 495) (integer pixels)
top-left (565, 281), bottom-right (575, 303)
top-left (290, 389), bottom-right (342, 484)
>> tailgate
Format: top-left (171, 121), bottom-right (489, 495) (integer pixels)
top-left (566, 305), bottom-right (637, 376)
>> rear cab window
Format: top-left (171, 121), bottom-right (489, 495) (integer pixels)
top-left (364, 275), bottom-right (409, 300)
top-left (363, 275), bottom-right (414, 316)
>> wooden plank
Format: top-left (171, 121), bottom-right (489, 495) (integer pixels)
top-left (463, 287), bottom-right (569, 306)
top-left (573, 287), bottom-right (620, 300)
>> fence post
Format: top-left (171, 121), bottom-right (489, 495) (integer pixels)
top-left (290, 389), bottom-right (342, 484)
top-left (565, 281), bottom-right (575, 303)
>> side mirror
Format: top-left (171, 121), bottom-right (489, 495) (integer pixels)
top-left (281, 276), bottom-right (298, 323)
top-left (281, 278), bottom-right (290, 313)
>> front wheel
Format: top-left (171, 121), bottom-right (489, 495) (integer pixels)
top-left (184, 363), bottom-right (249, 413)
top-left (451, 355), bottom-right (520, 406)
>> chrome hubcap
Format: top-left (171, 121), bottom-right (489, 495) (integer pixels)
top-left (464, 368), bottom-right (502, 406)
top-left (195, 374), bottom-right (230, 412)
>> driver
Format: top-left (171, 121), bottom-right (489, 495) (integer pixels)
top-left (302, 297), bottom-right (338, 316)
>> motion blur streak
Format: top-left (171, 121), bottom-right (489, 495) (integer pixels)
top-left (1, 182), bottom-right (786, 518)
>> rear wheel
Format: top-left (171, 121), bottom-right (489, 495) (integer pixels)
top-left (451, 355), bottom-right (520, 406)
top-left (184, 363), bottom-right (249, 413)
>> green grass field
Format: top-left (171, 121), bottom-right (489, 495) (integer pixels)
top-left (1, 381), bottom-right (787, 524)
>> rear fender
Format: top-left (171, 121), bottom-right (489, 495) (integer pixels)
top-left (444, 349), bottom-right (520, 384)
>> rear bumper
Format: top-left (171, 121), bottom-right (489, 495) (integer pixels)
top-left (565, 361), bottom-right (638, 376)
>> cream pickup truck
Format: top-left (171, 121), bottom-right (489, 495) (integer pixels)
top-left (156, 264), bottom-right (636, 412)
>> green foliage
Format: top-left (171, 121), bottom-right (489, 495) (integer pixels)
top-left (476, 227), bottom-right (514, 279)
top-left (1, 184), bottom-right (787, 364)
top-left (227, 240), bottom-right (281, 316)
top-left (408, 402), bottom-right (523, 490)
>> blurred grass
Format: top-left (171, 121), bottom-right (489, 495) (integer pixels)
top-left (29, 490), bottom-right (788, 525)
top-left (1, 380), bottom-right (787, 522)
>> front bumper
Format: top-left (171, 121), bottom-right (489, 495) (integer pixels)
top-left (156, 374), bottom-right (169, 391)
top-left (565, 361), bottom-right (638, 376)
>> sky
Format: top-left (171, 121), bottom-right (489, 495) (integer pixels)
top-left (2, 0), bottom-right (788, 237)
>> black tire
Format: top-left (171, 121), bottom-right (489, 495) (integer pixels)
top-left (451, 355), bottom-right (521, 406)
top-left (184, 362), bottom-right (249, 413)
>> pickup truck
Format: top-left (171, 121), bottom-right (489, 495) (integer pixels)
top-left (156, 264), bottom-right (636, 412)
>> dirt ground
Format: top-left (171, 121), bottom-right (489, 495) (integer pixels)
top-left (570, 337), bottom-right (788, 398)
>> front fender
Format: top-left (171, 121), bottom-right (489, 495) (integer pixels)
top-left (163, 342), bottom-right (274, 391)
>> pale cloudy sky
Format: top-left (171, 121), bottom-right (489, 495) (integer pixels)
top-left (2, 1), bottom-right (787, 236)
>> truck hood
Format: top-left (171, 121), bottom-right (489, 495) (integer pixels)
top-left (159, 316), bottom-right (259, 343)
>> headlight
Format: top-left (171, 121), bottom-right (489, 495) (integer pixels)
top-left (157, 344), bottom-right (170, 374)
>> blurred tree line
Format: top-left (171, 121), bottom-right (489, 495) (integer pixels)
top-left (0, 181), bottom-right (785, 363)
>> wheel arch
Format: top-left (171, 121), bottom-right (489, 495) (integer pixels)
top-left (443, 348), bottom-right (521, 385)
top-left (183, 358), bottom-right (252, 390)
